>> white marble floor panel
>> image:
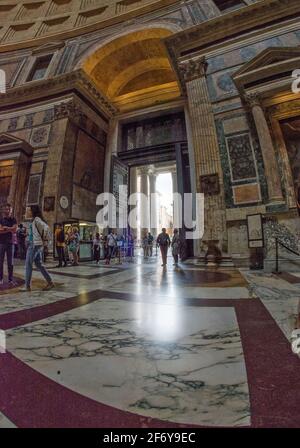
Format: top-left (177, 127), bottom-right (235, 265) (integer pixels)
top-left (0, 411), bottom-right (16, 428)
top-left (7, 299), bottom-right (250, 427)
top-left (240, 271), bottom-right (300, 340)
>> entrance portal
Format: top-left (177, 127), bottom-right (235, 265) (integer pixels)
top-left (111, 111), bottom-right (194, 257)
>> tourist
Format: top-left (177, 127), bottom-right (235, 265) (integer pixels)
top-left (12, 228), bottom-right (18, 260)
top-left (93, 232), bottom-right (101, 264)
top-left (17, 224), bottom-right (27, 260)
top-left (69, 226), bottom-right (80, 266)
top-left (171, 228), bottom-right (181, 267)
top-left (127, 234), bottom-right (134, 261)
top-left (142, 232), bottom-right (149, 258)
top-left (106, 230), bottom-right (117, 265)
top-left (0, 203), bottom-right (17, 286)
top-left (99, 233), bottom-right (105, 259)
top-left (55, 223), bottom-right (67, 268)
top-left (157, 228), bottom-right (170, 267)
top-left (19, 205), bottom-right (54, 292)
top-left (147, 232), bottom-right (154, 257)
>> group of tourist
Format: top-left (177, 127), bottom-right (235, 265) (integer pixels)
top-left (92, 230), bottom-right (133, 265)
top-left (140, 228), bottom-right (185, 267)
top-left (157, 228), bottom-right (183, 267)
top-left (55, 224), bottom-right (80, 268)
top-left (0, 202), bottom-right (186, 290)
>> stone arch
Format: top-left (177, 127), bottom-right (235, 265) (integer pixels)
top-left (76, 24), bottom-right (181, 110)
top-left (74, 21), bottom-right (183, 70)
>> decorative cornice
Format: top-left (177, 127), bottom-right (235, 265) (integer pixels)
top-left (0, 69), bottom-right (117, 118)
top-left (166, 0), bottom-right (300, 59)
top-left (165, 0), bottom-right (300, 89)
top-left (32, 41), bottom-right (65, 56)
top-left (178, 56), bottom-right (208, 83)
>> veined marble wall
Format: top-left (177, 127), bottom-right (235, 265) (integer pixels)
top-left (208, 28), bottom-right (300, 207)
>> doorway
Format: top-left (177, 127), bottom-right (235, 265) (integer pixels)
top-left (111, 111), bottom-right (194, 257)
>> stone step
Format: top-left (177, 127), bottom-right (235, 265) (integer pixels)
top-left (188, 257), bottom-right (235, 267)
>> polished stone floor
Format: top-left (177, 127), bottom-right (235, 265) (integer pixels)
top-left (0, 255), bottom-right (299, 428)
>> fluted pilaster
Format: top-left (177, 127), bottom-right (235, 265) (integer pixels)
top-left (180, 56), bottom-right (226, 246)
top-left (245, 92), bottom-right (283, 203)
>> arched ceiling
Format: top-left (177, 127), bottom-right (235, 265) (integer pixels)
top-left (82, 28), bottom-right (180, 111)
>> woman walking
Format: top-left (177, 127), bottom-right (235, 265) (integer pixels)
top-left (93, 232), bottom-right (101, 264)
top-left (20, 205), bottom-right (54, 292)
top-left (69, 226), bottom-right (80, 266)
top-left (171, 228), bottom-right (181, 267)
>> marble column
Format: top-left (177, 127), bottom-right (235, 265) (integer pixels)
top-left (270, 116), bottom-right (296, 208)
top-left (139, 167), bottom-right (150, 234)
top-left (171, 169), bottom-right (178, 194)
top-left (149, 172), bottom-right (158, 237)
top-left (129, 167), bottom-right (138, 239)
top-left (245, 93), bottom-right (284, 204)
top-left (171, 169), bottom-right (178, 229)
top-left (179, 56), bottom-right (227, 251)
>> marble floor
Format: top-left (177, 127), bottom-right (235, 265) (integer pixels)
top-left (0, 256), bottom-right (299, 428)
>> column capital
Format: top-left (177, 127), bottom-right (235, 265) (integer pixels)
top-left (178, 56), bottom-right (208, 83)
top-left (244, 92), bottom-right (261, 108)
top-left (138, 167), bottom-right (150, 176)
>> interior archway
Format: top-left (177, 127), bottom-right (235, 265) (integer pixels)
top-left (82, 28), bottom-right (181, 111)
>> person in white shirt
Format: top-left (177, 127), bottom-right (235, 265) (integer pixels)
top-left (19, 205), bottom-right (54, 292)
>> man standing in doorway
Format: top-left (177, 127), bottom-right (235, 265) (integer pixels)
top-left (157, 228), bottom-right (170, 267)
top-left (0, 203), bottom-right (17, 285)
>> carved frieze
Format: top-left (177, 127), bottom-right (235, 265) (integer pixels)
top-left (54, 101), bottom-right (85, 121)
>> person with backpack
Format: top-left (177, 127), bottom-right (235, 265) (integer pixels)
top-left (157, 228), bottom-right (171, 267)
top-left (19, 205), bottom-right (54, 292)
top-left (55, 223), bottom-right (67, 268)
